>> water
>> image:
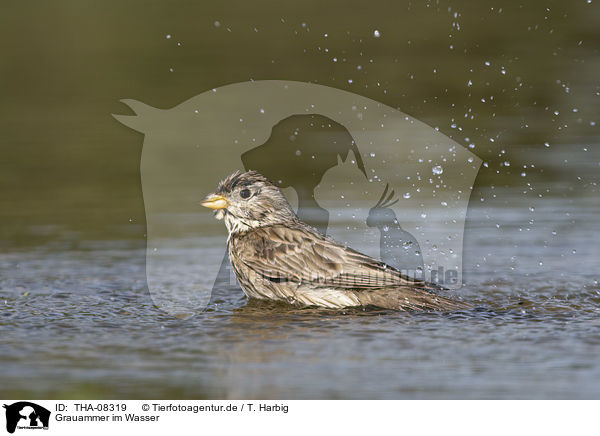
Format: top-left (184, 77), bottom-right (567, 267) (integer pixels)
top-left (1, 0), bottom-right (599, 399)
top-left (2, 181), bottom-right (599, 399)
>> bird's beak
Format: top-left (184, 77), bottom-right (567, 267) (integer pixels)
top-left (201, 193), bottom-right (229, 210)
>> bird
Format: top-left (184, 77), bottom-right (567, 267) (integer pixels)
top-left (366, 183), bottom-right (425, 280)
top-left (201, 170), bottom-right (471, 311)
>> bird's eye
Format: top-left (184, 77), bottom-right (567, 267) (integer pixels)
top-left (240, 188), bottom-right (251, 199)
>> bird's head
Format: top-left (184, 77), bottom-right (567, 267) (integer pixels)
top-left (201, 170), bottom-right (297, 234)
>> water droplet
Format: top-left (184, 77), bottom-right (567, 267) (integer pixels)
top-left (403, 192), bottom-right (411, 199)
top-left (295, 150), bottom-right (301, 156)
top-left (373, 30), bottom-right (381, 38)
top-left (432, 165), bottom-right (443, 175)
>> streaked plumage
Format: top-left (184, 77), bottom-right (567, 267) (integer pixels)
top-left (202, 170), bottom-right (471, 311)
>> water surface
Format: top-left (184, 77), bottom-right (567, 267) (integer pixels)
top-left (2, 182), bottom-right (599, 399)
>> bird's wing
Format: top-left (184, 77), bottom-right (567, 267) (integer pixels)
top-left (229, 224), bottom-right (434, 291)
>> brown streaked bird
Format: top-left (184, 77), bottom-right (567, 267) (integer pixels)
top-left (201, 170), bottom-right (472, 311)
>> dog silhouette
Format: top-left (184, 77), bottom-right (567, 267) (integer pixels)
top-left (242, 114), bottom-right (367, 233)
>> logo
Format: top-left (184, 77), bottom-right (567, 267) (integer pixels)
top-left (114, 80), bottom-right (481, 316)
top-left (3, 402), bottom-right (50, 433)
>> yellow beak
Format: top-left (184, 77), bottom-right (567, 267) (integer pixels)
top-left (201, 193), bottom-right (229, 210)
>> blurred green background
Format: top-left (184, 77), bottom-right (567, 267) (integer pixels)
top-left (1, 0), bottom-right (598, 247)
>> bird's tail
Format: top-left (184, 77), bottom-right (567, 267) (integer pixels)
top-left (356, 286), bottom-right (472, 312)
